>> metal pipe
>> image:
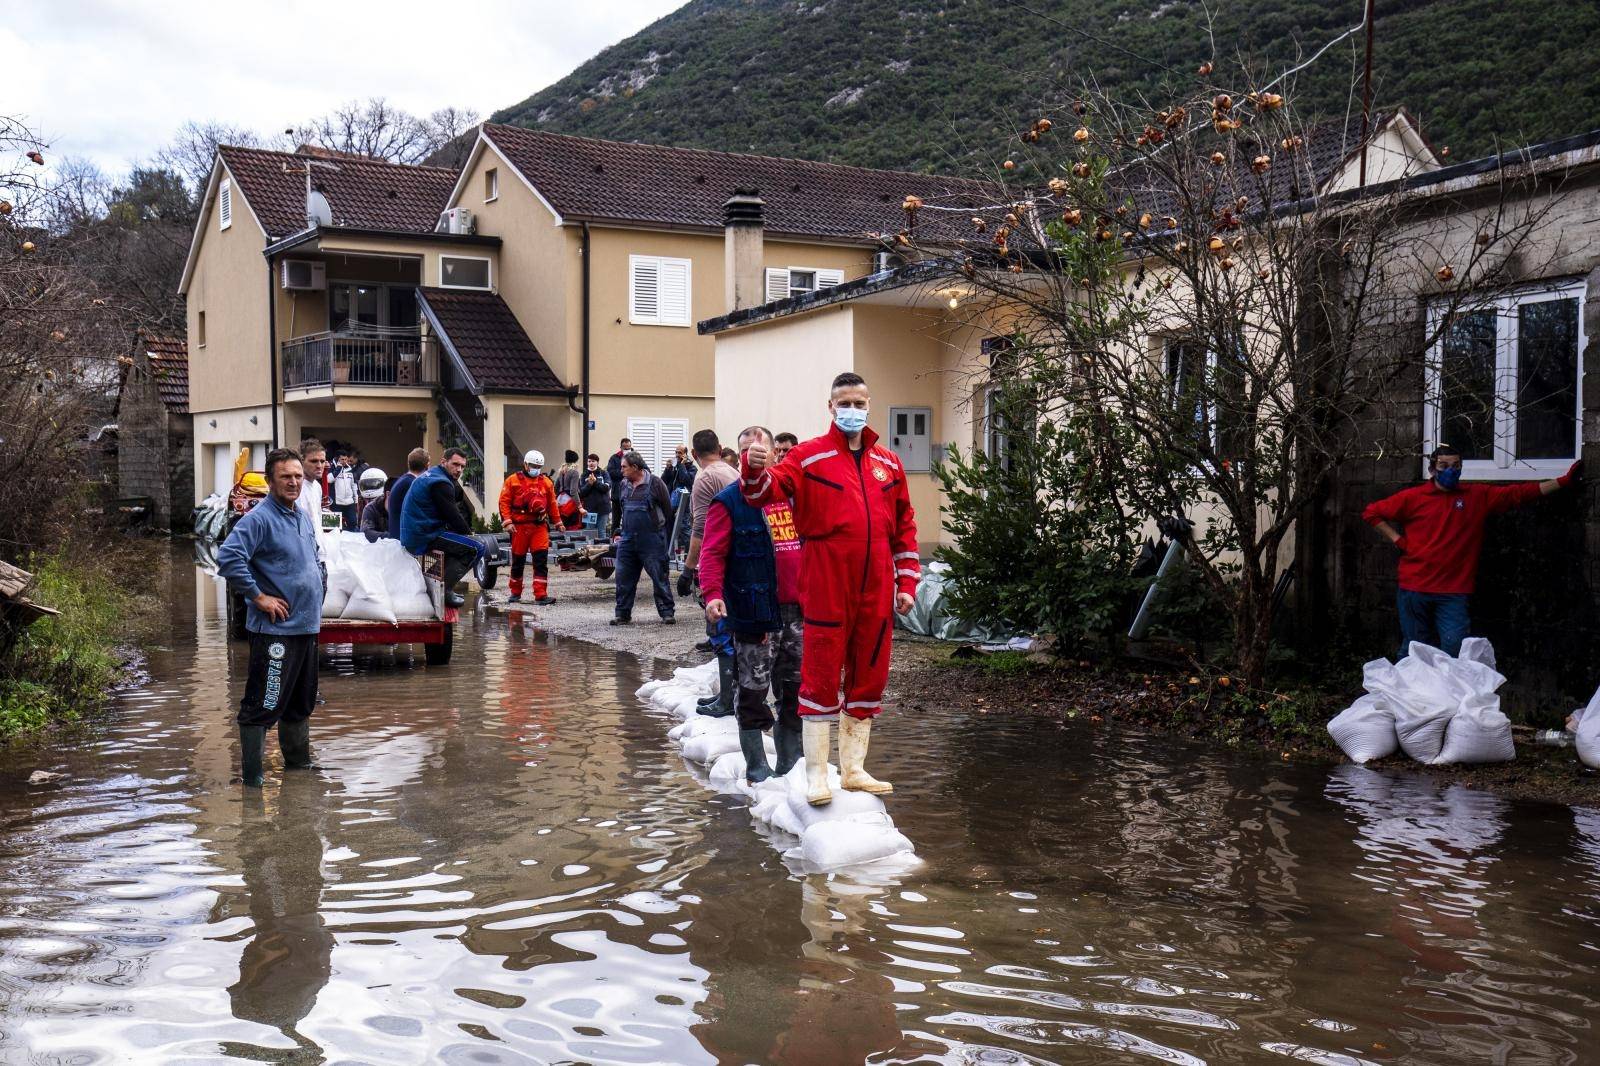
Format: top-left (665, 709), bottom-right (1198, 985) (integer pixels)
top-left (581, 222), bottom-right (592, 462)
top-left (266, 250), bottom-right (279, 448)
top-left (1359, 0), bottom-right (1376, 188)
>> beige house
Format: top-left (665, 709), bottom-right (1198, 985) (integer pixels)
top-left (179, 128), bottom-right (989, 513)
top-left (700, 112), bottom-right (1443, 551)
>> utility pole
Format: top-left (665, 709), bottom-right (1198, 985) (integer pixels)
top-left (1359, 0), bottom-right (1376, 187)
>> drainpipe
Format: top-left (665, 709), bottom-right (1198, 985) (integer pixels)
top-left (266, 249), bottom-right (279, 447)
top-left (581, 221), bottom-right (592, 461)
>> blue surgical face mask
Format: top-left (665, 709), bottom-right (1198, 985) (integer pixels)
top-left (833, 406), bottom-right (869, 435)
top-left (1435, 466), bottom-right (1462, 490)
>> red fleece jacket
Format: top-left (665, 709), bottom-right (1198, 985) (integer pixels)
top-left (1362, 479), bottom-right (1543, 594)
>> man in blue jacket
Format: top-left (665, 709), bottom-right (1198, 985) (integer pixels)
top-left (399, 447), bottom-right (482, 607)
top-left (217, 447), bottom-right (325, 787)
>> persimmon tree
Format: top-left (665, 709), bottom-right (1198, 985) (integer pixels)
top-left (907, 63), bottom-right (1558, 687)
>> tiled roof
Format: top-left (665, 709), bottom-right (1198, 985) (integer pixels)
top-left (416, 288), bottom-right (566, 395)
top-left (481, 123), bottom-right (999, 242)
top-left (217, 145), bottom-right (458, 238)
top-left (142, 333), bottom-right (188, 413)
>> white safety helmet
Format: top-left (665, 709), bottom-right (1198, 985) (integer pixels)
top-left (523, 449), bottom-right (545, 469)
top-left (358, 467), bottom-right (388, 499)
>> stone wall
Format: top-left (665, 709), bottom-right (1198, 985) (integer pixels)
top-left (116, 351), bottom-right (192, 530)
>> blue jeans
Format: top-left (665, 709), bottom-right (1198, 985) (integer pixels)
top-left (1396, 589), bottom-right (1470, 658)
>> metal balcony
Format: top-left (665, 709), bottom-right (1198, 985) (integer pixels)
top-left (281, 329), bottom-right (440, 390)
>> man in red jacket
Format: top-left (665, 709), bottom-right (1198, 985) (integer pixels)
top-left (1363, 444), bottom-right (1579, 656)
top-left (743, 372), bottom-right (919, 807)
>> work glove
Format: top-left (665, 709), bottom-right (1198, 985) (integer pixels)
top-left (677, 567), bottom-right (696, 598)
top-left (1559, 460), bottom-right (1583, 488)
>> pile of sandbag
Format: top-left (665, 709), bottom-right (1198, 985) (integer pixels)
top-left (321, 532), bottom-right (437, 624)
top-left (638, 662), bottom-right (918, 874)
top-left (1327, 639), bottom-right (1514, 766)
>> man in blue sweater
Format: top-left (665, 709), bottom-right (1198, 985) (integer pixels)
top-left (217, 447), bottom-right (325, 787)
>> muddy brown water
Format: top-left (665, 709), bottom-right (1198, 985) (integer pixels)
top-left (2, 554), bottom-right (1599, 1065)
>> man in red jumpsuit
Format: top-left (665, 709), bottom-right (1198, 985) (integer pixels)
top-left (743, 372), bottom-right (920, 806)
top-left (498, 449), bottom-right (560, 605)
top-left (1363, 443), bottom-right (1578, 656)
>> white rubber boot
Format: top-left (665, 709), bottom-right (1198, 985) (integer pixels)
top-left (802, 718), bottom-right (833, 806)
top-left (838, 714), bottom-right (893, 795)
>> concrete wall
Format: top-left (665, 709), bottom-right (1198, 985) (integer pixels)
top-left (116, 353), bottom-right (192, 528)
top-left (186, 163), bottom-right (270, 417)
top-left (191, 405), bottom-right (274, 502)
top-left (714, 305), bottom-right (854, 448)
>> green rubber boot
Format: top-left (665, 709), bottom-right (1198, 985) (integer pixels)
top-left (696, 654), bottom-right (736, 719)
top-left (740, 728), bottom-right (773, 784)
top-left (239, 725), bottom-right (266, 787)
top-left (278, 719), bottom-right (321, 771)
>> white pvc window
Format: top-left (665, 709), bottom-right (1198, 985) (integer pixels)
top-left (626, 417), bottom-right (690, 475)
top-left (1424, 280), bottom-right (1585, 479)
top-left (484, 167), bottom-right (499, 202)
top-left (218, 179), bottom-right (232, 230)
top-left (439, 254), bottom-right (492, 290)
top-left (765, 266), bottom-right (844, 303)
top-left (629, 255), bottom-right (692, 326)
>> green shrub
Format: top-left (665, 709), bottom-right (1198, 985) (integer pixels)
top-left (0, 558), bottom-right (132, 740)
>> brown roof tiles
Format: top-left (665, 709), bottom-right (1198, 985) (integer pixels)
top-left (416, 288), bottom-right (566, 395)
top-left (140, 331), bottom-right (188, 413)
top-left (480, 123), bottom-right (998, 242)
top-left (217, 145), bottom-right (458, 238)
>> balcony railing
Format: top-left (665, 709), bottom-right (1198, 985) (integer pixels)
top-left (281, 329), bottom-right (440, 390)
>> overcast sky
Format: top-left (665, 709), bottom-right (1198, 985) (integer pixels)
top-left (5, 0), bottom-right (683, 173)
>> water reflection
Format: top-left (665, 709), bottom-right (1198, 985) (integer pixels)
top-left (0, 549), bottom-right (1598, 1064)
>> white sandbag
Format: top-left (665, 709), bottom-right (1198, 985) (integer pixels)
top-left (682, 724), bottom-right (742, 766)
top-left (371, 538), bottom-right (430, 615)
top-left (1458, 636), bottom-right (1497, 669)
top-left (1434, 694), bottom-right (1515, 765)
top-left (1363, 644), bottom-right (1507, 764)
top-left (340, 553), bottom-right (397, 624)
top-left (637, 680), bottom-right (667, 700)
top-left (321, 574), bottom-right (352, 617)
top-left (1575, 687), bottom-right (1600, 770)
top-left (1327, 693), bottom-right (1398, 763)
top-left (799, 813), bottom-right (915, 870)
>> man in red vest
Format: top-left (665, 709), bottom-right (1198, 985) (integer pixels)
top-left (742, 372), bottom-right (920, 806)
top-left (499, 449), bottom-right (560, 605)
top-left (1363, 444), bottom-right (1578, 656)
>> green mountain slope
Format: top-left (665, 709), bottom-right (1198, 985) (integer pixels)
top-left (493, 0), bottom-right (1600, 173)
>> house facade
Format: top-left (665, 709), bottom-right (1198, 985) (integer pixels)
top-left (179, 127), bottom-right (989, 513)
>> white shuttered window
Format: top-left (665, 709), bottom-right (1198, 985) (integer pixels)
top-left (218, 179), bottom-right (232, 230)
top-left (627, 417), bottom-right (690, 475)
top-left (765, 266), bottom-right (844, 303)
top-left (629, 255), bottom-right (692, 326)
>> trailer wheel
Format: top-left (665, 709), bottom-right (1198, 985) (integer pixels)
top-left (475, 557), bottom-right (498, 590)
top-left (424, 624), bottom-right (454, 665)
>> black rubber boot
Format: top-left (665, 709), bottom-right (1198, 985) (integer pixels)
top-left (772, 712), bottom-right (802, 776)
top-left (740, 728), bottom-right (773, 784)
top-left (239, 725), bottom-right (266, 787)
top-left (696, 654), bottom-right (736, 718)
top-left (278, 719), bottom-right (321, 770)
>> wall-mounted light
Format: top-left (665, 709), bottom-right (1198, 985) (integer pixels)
top-left (948, 296), bottom-right (960, 310)
top-left (209, 419), bottom-right (217, 428)
top-left (249, 415), bottom-right (258, 425)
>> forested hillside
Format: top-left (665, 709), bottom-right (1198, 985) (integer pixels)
top-left (493, 0), bottom-right (1600, 173)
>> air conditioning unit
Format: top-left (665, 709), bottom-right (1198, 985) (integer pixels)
top-left (280, 259), bottom-right (326, 291)
top-left (437, 207), bottom-right (476, 235)
top-left (873, 250), bottom-right (906, 274)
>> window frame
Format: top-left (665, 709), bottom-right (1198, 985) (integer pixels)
top-left (437, 253), bottom-right (494, 291)
top-left (629, 254), bottom-right (693, 327)
top-left (196, 309), bottom-right (207, 348)
top-left (766, 266), bottom-right (845, 302)
top-left (218, 179), bottom-right (232, 231)
top-left (484, 167), bottom-right (499, 203)
top-left (1423, 279), bottom-right (1586, 481)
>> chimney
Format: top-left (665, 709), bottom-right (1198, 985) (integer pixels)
top-left (723, 188), bottom-right (765, 312)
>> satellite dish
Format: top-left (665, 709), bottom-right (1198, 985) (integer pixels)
top-left (306, 190), bottom-right (332, 227)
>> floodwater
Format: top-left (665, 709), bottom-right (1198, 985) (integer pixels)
top-left (2, 553), bottom-right (1599, 1065)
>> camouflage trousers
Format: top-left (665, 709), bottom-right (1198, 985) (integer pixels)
top-left (733, 603), bottom-right (804, 732)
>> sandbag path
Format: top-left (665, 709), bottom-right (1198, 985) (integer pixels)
top-left (636, 661), bottom-right (919, 876)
